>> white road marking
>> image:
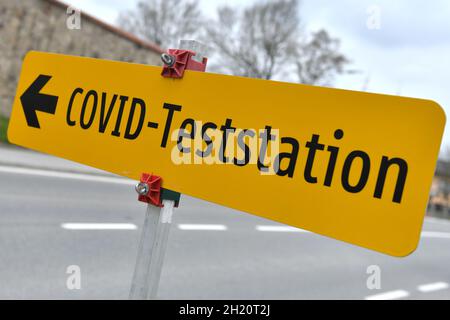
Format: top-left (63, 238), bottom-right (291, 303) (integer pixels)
top-left (0, 165), bottom-right (134, 185)
top-left (256, 225), bottom-right (309, 233)
top-left (421, 231), bottom-right (450, 239)
top-left (178, 224), bottom-right (227, 231)
top-left (255, 225), bottom-right (450, 237)
top-left (417, 282), bottom-right (449, 293)
top-left (61, 223), bottom-right (137, 230)
top-left (365, 290), bottom-right (410, 300)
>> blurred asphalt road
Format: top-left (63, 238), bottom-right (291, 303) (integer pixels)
top-left (0, 145), bottom-right (449, 299)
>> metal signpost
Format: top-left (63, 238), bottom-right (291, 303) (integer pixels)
top-left (129, 198), bottom-right (175, 300)
top-left (129, 41), bottom-right (208, 299)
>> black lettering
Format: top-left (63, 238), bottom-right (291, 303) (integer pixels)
top-left (258, 126), bottom-right (275, 173)
top-left (99, 93), bottom-right (118, 133)
top-left (304, 134), bottom-right (325, 183)
top-left (219, 118), bottom-right (235, 163)
top-left (177, 118), bottom-right (196, 153)
top-left (275, 137), bottom-right (299, 178)
top-left (67, 88), bottom-right (83, 126)
top-left (111, 95), bottom-right (128, 137)
top-left (234, 129), bottom-right (255, 166)
top-left (124, 98), bottom-right (146, 140)
top-left (161, 103), bottom-right (182, 147)
top-left (195, 122), bottom-right (217, 158)
top-left (324, 129), bottom-right (344, 186)
top-left (374, 156), bottom-right (408, 203)
top-left (341, 150), bottom-right (371, 193)
top-left (80, 90), bottom-right (98, 129)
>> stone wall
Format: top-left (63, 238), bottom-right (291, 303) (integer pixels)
top-left (0, 0), bottom-right (162, 116)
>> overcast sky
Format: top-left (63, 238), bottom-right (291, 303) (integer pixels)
top-left (65, 0), bottom-right (450, 154)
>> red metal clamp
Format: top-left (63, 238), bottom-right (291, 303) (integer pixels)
top-left (139, 43), bottom-right (207, 208)
top-left (136, 173), bottom-right (163, 207)
top-left (161, 49), bottom-right (208, 78)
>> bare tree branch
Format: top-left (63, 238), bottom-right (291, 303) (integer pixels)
top-left (119, 0), bottom-right (350, 86)
top-left (204, 0), bottom-right (300, 80)
top-left (295, 29), bottom-right (349, 86)
top-left (117, 0), bottom-right (202, 49)
top-left (204, 0), bottom-right (349, 85)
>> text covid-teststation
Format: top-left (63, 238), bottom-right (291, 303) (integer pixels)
top-left (8, 51), bottom-right (446, 256)
top-left (65, 87), bottom-right (407, 204)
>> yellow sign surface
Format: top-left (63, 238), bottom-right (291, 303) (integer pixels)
top-left (8, 51), bottom-right (446, 256)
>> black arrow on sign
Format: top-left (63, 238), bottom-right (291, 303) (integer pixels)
top-left (20, 74), bottom-right (58, 128)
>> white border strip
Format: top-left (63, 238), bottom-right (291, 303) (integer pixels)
top-left (178, 224), bottom-right (227, 231)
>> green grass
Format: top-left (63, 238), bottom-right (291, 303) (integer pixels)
top-left (0, 114), bottom-right (9, 144)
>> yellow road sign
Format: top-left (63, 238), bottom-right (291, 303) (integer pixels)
top-left (8, 51), bottom-right (446, 256)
